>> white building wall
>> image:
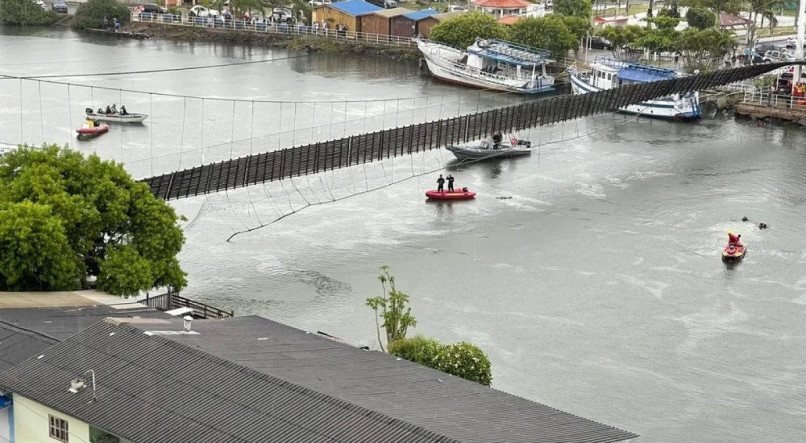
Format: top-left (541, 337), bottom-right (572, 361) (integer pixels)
top-left (13, 394), bottom-right (90, 443)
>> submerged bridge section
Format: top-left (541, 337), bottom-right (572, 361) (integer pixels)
top-left (142, 62), bottom-right (799, 201)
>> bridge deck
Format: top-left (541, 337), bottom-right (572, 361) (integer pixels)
top-left (140, 62), bottom-right (799, 201)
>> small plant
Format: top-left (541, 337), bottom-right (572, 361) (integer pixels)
top-left (390, 337), bottom-right (493, 386)
top-left (366, 266), bottom-right (417, 352)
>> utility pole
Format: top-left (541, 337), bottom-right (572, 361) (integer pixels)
top-left (794, 0), bottom-right (806, 95)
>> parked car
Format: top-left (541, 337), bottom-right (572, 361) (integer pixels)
top-left (189, 5), bottom-right (219, 17)
top-left (272, 8), bottom-right (293, 23)
top-left (309, 0), bottom-right (332, 6)
top-left (448, 5), bottom-right (466, 11)
top-left (785, 37), bottom-right (806, 50)
top-left (139, 3), bottom-right (166, 14)
top-left (51, 0), bottom-right (68, 13)
top-left (368, 0), bottom-right (397, 7)
top-left (763, 49), bottom-right (795, 63)
top-left (588, 36), bottom-right (612, 50)
top-left (753, 42), bottom-right (777, 56)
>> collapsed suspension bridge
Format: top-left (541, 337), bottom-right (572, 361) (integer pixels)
top-left (142, 62), bottom-right (799, 201)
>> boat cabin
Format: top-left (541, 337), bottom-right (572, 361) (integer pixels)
top-left (465, 38), bottom-right (552, 85)
top-left (586, 57), bottom-right (684, 100)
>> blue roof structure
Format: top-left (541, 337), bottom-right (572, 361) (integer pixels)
top-left (332, 0), bottom-right (383, 16)
top-left (403, 8), bottom-right (438, 20)
top-left (618, 64), bottom-right (679, 83)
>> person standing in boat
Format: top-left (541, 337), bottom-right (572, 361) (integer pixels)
top-left (446, 174), bottom-right (455, 192)
top-left (111, 104), bottom-right (117, 114)
top-left (120, 105), bottom-right (128, 115)
top-left (727, 231), bottom-right (742, 246)
top-left (437, 174), bottom-right (445, 193)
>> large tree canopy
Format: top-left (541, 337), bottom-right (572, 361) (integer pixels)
top-left (428, 11), bottom-right (509, 49)
top-left (73, 0), bottom-right (131, 30)
top-left (0, 145), bottom-right (187, 296)
top-left (509, 16), bottom-right (579, 59)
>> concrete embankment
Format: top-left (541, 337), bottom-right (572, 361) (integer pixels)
top-left (124, 22), bottom-right (420, 60)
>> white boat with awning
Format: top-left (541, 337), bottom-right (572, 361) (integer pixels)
top-left (416, 38), bottom-right (555, 94)
top-left (567, 57), bottom-right (701, 120)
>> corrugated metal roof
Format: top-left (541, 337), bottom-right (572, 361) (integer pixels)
top-left (372, 7), bottom-right (413, 18)
top-left (169, 316), bottom-right (639, 443)
top-left (0, 316), bottom-right (638, 442)
top-left (403, 8), bottom-right (438, 21)
top-left (331, 0), bottom-right (383, 16)
top-left (0, 323), bottom-right (55, 371)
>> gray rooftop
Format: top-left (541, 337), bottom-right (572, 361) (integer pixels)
top-left (0, 315), bottom-right (637, 442)
top-left (0, 290), bottom-right (169, 369)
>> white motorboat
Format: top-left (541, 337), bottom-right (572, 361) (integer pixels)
top-left (447, 134), bottom-right (532, 160)
top-left (416, 38), bottom-right (555, 94)
top-left (567, 57), bottom-right (701, 120)
top-left (85, 108), bottom-right (148, 123)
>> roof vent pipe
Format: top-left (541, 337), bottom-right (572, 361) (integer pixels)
top-left (183, 315), bottom-right (193, 332)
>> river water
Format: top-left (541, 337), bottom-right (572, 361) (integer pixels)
top-left (2, 27), bottom-right (805, 442)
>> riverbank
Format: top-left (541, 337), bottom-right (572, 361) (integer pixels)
top-left (124, 22), bottom-right (421, 61)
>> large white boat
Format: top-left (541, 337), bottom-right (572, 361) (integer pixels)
top-left (416, 38), bottom-right (555, 94)
top-left (567, 57), bottom-right (701, 120)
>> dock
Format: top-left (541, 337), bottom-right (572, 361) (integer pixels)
top-left (735, 91), bottom-right (806, 125)
top-left (86, 28), bottom-right (149, 39)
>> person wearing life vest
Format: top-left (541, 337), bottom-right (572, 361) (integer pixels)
top-left (727, 231), bottom-right (742, 246)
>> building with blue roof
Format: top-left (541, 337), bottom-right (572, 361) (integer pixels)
top-left (312, 0), bottom-right (383, 33)
top-left (390, 8), bottom-right (438, 38)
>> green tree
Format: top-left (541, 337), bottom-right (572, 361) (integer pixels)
top-left (428, 11), bottom-right (508, 49)
top-left (72, 0), bottom-right (131, 31)
top-left (0, 0), bottom-right (59, 26)
top-left (561, 15), bottom-right (593, 51)
top-left (553, 0), bottom-right (593, 19)
top-left (673, 27), bottom-right (737, 72)
top-left (366, 266), bottom-right (417, 352)
top-left (0, 202), bottom-right (80, 291)
top-left (390, 337), bottom-right (493, 386)
top-left (685, 6), bottom-right (717, 30)
top-left (0, 145), bottom-right (187, 295)
top-left (598, 24), bottom-right (646, 57)
top-left (647, 15), bottom-right (680, 31)
top-left (509, 16), bottom-right (578, 59)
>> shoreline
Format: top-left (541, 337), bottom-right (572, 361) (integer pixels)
top-left (123, 22), bottom-right (421, 61)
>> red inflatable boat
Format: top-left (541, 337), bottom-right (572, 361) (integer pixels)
top-left (76, 123), bottom-right (109, 137)
top-left (425, 189), bottom-right (476, 201)
top-left (722, 244), bottom-right (746, 263)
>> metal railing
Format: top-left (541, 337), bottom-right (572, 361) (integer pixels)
top-left (131, 13), bottom-right (416, 47)
top-left (743, 90), bottom-right (806, 108)
top-left (142, 290), bottom-right (234, 319)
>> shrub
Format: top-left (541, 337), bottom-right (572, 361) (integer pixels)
top-left (73, 0), bottom-right (131, 31)
top-left (390, 337), bottom-right (492, 386)
top-left (388, 336), bottom-right (441, 365)
top-left (0, 0), bottom-right (59, 26)
top-left (509, 15), bottom-right (578, 59)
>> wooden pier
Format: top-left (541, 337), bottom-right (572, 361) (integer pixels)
top-left (86, 28), bottom-right (149, 39)
top-left (735, 91), bottom-right (806, 124)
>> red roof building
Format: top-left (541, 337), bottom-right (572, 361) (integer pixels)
top-left (472, 0), bottom-right (531, 18)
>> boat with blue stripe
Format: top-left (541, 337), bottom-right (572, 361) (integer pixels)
top-left (416, 38), bottom-right (555, 94)
top-left (567, 57), bottom-right (701, 120)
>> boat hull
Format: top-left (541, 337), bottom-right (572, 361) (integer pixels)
top-left (417, 40), bottom-right (554, 94)
top-left (569, 73), bottom-right (701, 120)
top-left (86, 112), bottom-right (148, 123)
top-left (426, 190), bottom-right (476, 200)
top-left (446, 144), bottom-right (532, 160)
top-left (722, 245), bottom-right (746, 262)
top-left (76, 124), bottom-right (109, 137)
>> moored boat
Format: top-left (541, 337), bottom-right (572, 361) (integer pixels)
top-left (416, 38), bottom-right (555, 94)
top-left (722, 244), bottom-right (746, 262)
top-left (426, 189), bottom-right (476, 201)
top-left (447, 134), bottom-right (532, 161)
top-left (567, 57), bottom-right (701, 120)
top-left (85, 108), bottom-right (148, 123)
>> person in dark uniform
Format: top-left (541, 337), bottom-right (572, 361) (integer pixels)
top-left (437, 174), bottom-right (445, 193)
top-left (446, 174), bottom-right (455, 192)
